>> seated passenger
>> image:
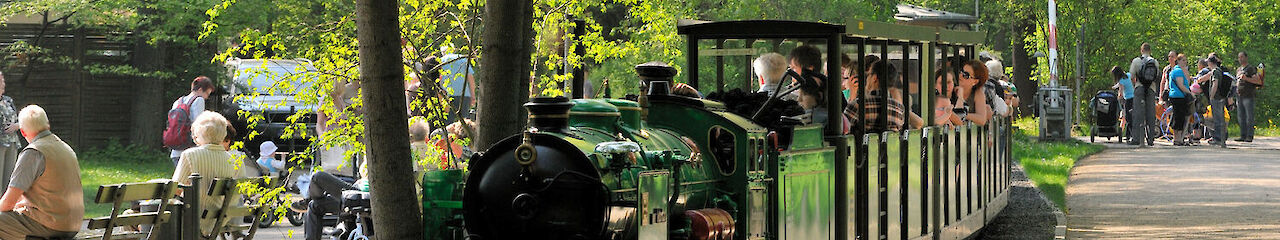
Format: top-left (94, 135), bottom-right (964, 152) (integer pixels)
top-left (429, 119), bottom-right (476, 170)
top-left (953, 60), bottom-right (994, 125)
top-left (845, 60), bottom-right (907, 133)
top-left (409, 118), bottom-right (434, 171)
top-left (753, 53), bottom-right (790, 99)
top-left (789, 45), bottom-right (850, 133)
top-left (984, 59), bottom-right (1011, 117)
top-left (788, 45), bottom-right (826, 86)
top-left (171, 111), bottom-right (239, 235)
top-left (934, 60), bottom-right (964, 127)
top-left (0, 105), bottom-right (82, 239)
top-left (840, 54), bottom-right (858, 100)
top-left (842, 54), bottom-right (881, 102)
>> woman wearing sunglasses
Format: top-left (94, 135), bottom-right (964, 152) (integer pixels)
top-left (950, 60), bottom-right (994, 126)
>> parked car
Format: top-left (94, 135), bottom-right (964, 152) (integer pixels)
top-left (219, 58), bottom-right (319, 159)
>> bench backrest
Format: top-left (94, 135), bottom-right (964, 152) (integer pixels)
top-left (199, 177), bottom-right (266, 240)
top-left (85, 180), bottom-right (179, 240)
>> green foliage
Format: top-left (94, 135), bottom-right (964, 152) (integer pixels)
top-left (1012, 117), bottom-right (1104, 212)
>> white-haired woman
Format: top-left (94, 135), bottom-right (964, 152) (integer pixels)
top-left (170, 111), bottom-right (238, 234)
top-left (0, 72), bottom-right (20, 196)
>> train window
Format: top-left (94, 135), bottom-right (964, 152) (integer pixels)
top-left (708, 126), bottom-right (736, 176)
top-left (693, 38), bottom-right (823, 95)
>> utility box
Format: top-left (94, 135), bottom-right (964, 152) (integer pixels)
top-left (1037, 87), bottom-right (1074, 141)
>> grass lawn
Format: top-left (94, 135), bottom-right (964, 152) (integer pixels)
top-left (1227, 120), bottom-right (1280, 137)
top-left (1012, 118), bottom-right (1104, 212)
top-left (78, 142), bottom-right (174, 218)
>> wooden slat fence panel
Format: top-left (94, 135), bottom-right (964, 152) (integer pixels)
top-left (1, 23), bottom-right (138, 149)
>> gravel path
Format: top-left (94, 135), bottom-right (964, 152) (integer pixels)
top-left (976, 162), bottom-right (1059, 240)
top-left (1066, 137), bottom-right (1280, 239)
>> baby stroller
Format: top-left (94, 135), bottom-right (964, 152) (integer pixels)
top-left (1089, 90), bottom-right (1124, 143)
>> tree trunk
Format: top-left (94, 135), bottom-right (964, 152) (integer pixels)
top-left (475, 0), bottom-right (534, 150)
top-left (354, 0), bottom-right (423, 239)
top-left (129, 6), bottom-right (165, 148)
top-left (1012, 20), bottom-right (1038, 117)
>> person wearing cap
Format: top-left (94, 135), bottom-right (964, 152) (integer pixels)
top-left (254, 141), bottom-right (284, 174)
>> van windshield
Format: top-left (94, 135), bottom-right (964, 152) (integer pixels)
top-left (235, 61), bottom-right (316, 95)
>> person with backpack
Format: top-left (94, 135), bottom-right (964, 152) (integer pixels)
top-left (1198, 56), bottom-right (1232, 147)
top-left (1127, 43), bottom-right (1160, 146)
top-left (1234, 51), bottom-right (1263, 142)
top-left (165, 76), bottom-right (214, 164)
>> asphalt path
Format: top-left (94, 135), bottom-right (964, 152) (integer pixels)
top-left (1066, 137), bottom-right (1280, 239)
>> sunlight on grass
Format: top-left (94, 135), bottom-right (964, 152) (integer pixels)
top-left (1012, 118), bottom-right (1104, 212)
top-left (78, 141), bottom-right (174, 218)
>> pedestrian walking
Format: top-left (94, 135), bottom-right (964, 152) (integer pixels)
top-left (1127, 43), bottom-right (1160, 146)
top-left (1110, 66), bottom-right (1134, 142)
top-left (0, 71), bottom-right (20, 196)
top-left (164, 76), bottom-right (214, 165)
top-left (1234, 51), bottom-right (1264, 142)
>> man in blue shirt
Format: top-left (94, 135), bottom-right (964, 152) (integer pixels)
top-left (413, 53), bottom-right (475, 129)
top-left (439, 53), bottom-right (475, 115)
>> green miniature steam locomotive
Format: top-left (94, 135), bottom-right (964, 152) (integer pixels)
top-left (422, 19), bottom-right (1012, 240)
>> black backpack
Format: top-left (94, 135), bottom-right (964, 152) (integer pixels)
top-left (1213, 67), bottom-right (1234, 99)
top-left (1137, 57), bottom-right (1159, 86)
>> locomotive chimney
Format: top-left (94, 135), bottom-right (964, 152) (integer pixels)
top-left (635, 61), bottom-right (678, 96)
top-left (524, 96), bottom-right (575, 132)
top-left (634, 62), bottom-right (677, 121)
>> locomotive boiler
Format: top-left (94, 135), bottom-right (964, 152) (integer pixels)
top-left (464, 64), bottom-right (762, 240)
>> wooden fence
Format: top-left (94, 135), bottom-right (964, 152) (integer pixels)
top-left (1, 23), bottom-right (140, 150)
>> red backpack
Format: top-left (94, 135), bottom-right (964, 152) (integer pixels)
top-left (163, 96), bottom-right (198, 149)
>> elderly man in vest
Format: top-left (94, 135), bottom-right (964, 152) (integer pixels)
top-left (0, 105), bottom-right (83, 239)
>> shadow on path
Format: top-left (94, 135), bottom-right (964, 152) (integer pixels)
top-left (1066, 137), bottom-right (1280, 239)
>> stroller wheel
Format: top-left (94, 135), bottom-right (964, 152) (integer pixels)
top-left (1090, 128), bottom-right (1096, 143)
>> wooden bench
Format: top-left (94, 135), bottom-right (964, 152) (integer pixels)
top-left (77, 180), bottom-right (180, 240)
top-left (199, 177), bottom-right (266, 240)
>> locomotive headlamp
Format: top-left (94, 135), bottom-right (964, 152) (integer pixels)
top-left (516, 133), bottom-right (538, 166)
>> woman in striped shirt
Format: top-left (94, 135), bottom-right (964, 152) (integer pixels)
top-left (171, 111), bottom-right (239, 235)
